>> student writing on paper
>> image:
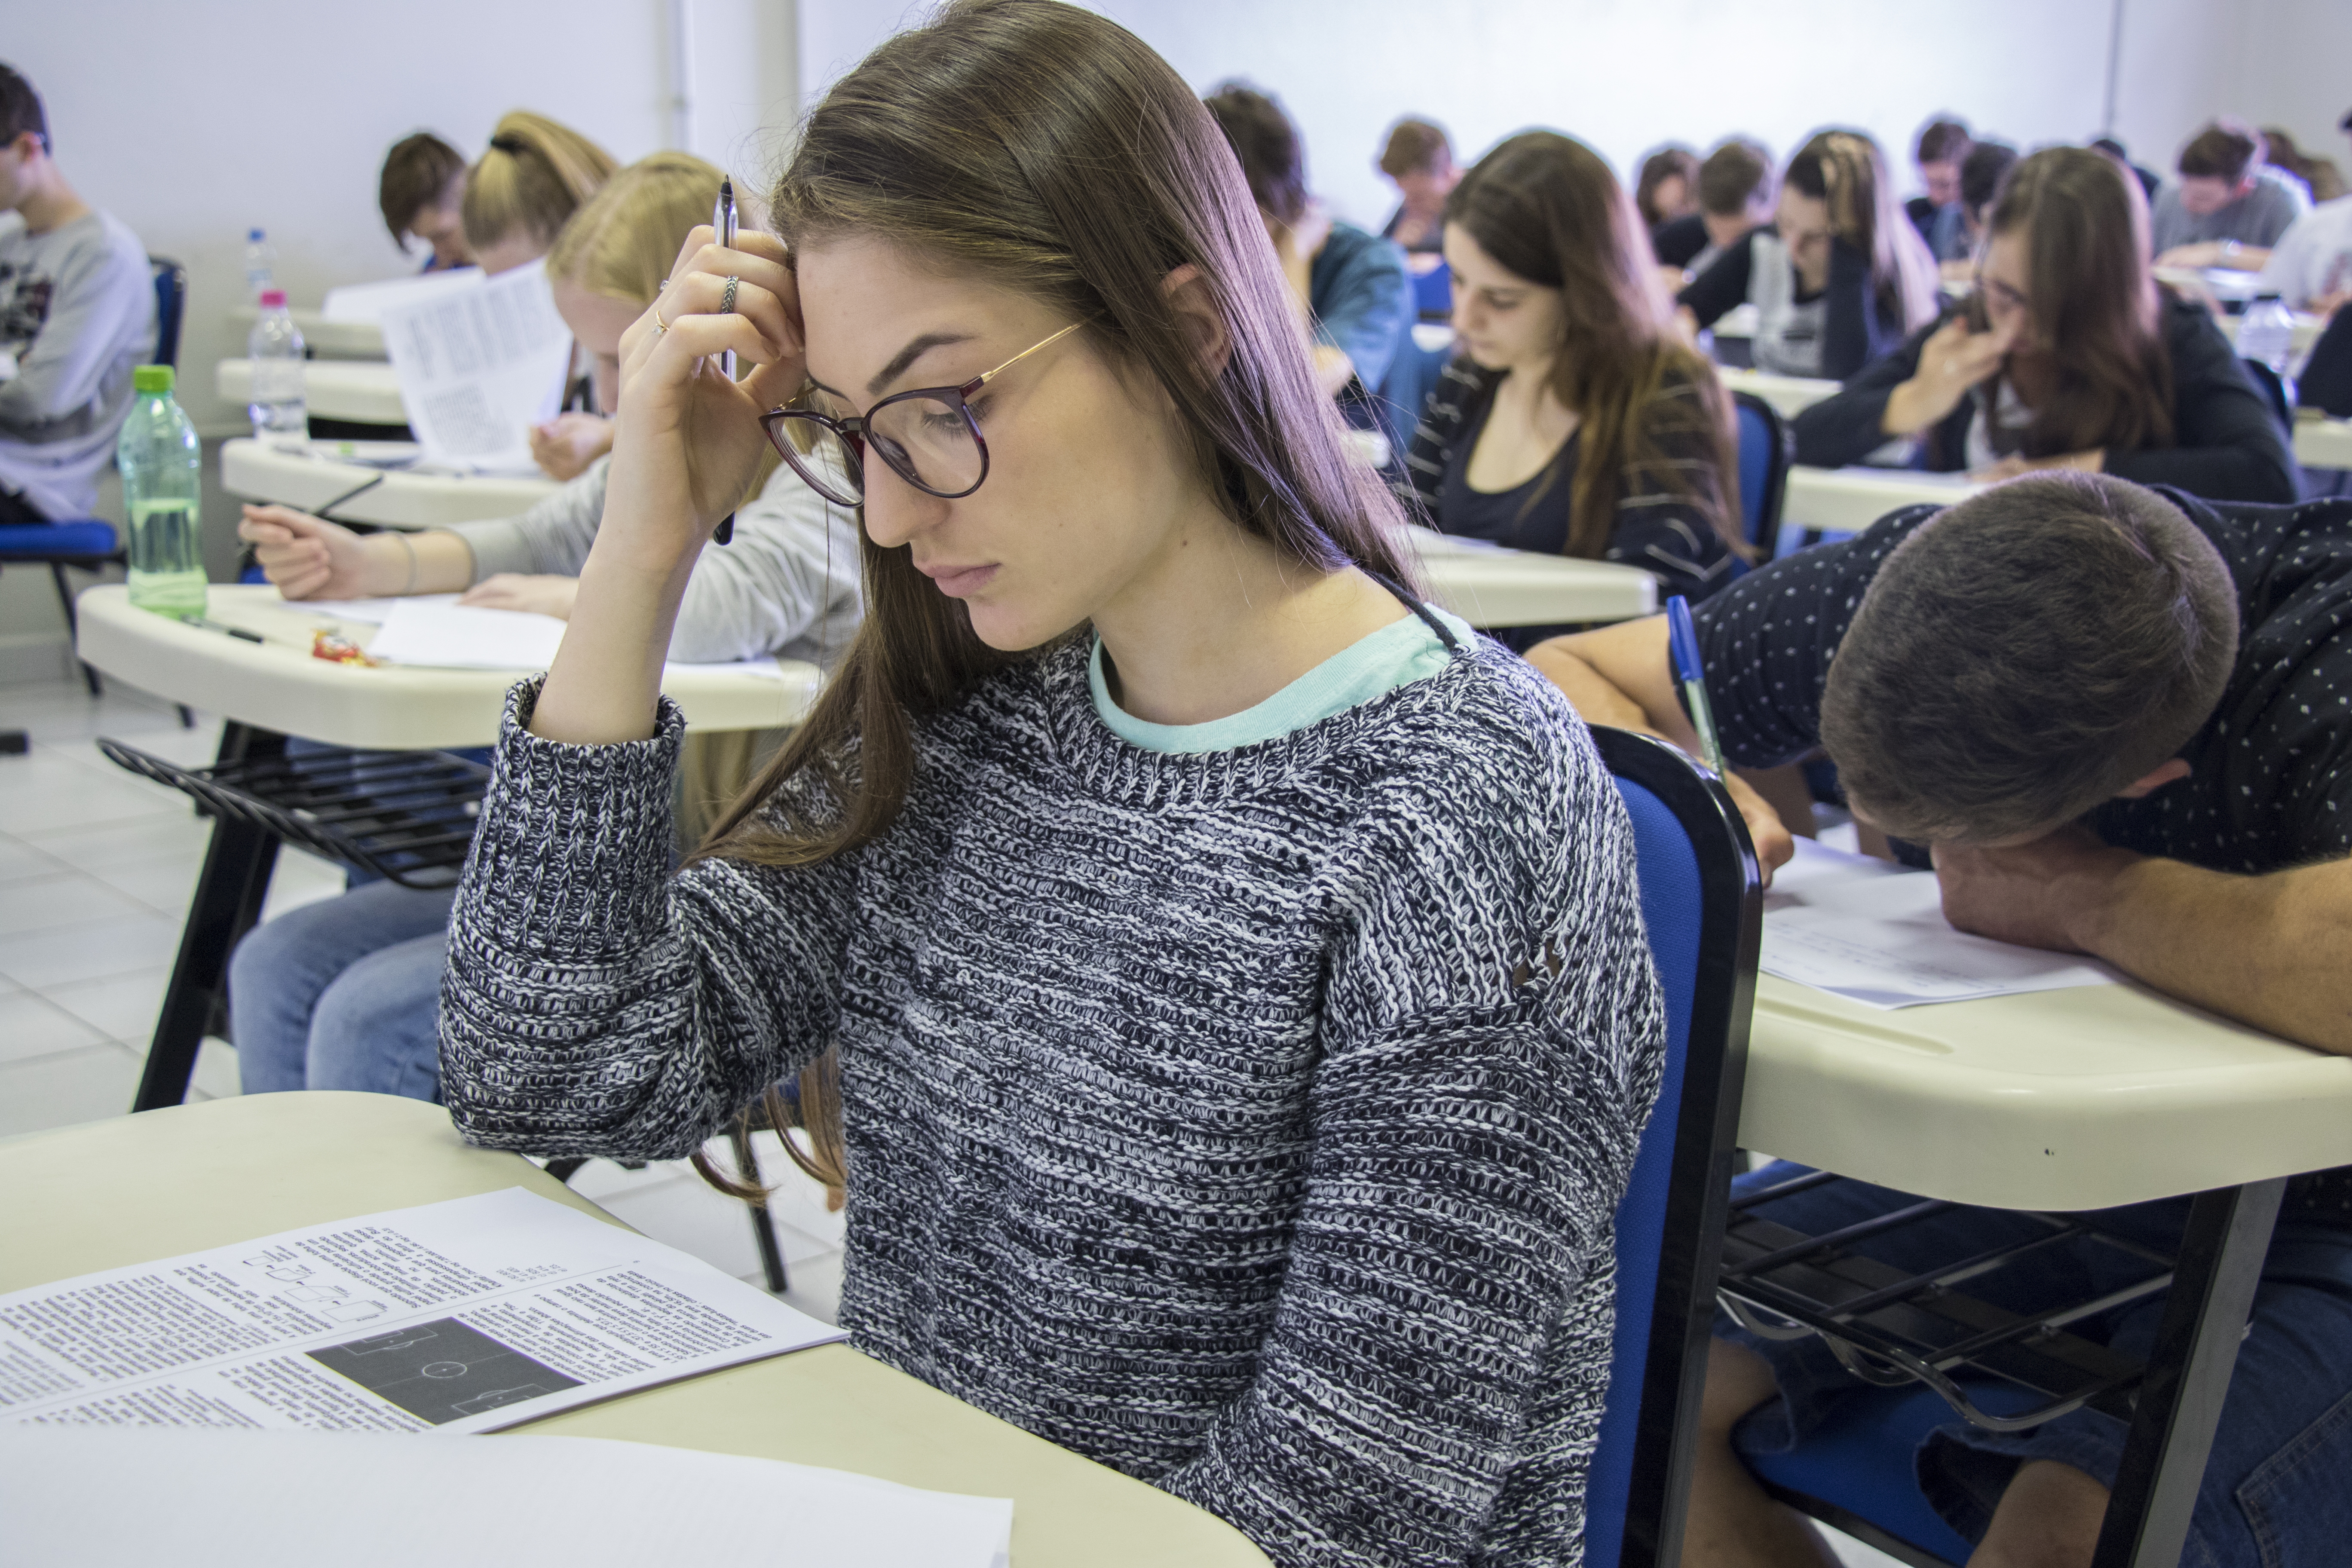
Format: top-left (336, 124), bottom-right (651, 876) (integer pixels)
top-left (462, 110), bottom-right (618, 478)
top-left (378, 132), bottom-right (473, 273)
top-left (1792, 147), bottom-right (2298, 504)
top-left (2151, 119), bottom-right (2310, 274)
top-left (225, 153), bottom-right (862, 1104)
top-left (1395, 130), bottom-right (1743, 647)
top-left (0, 62), bottom-right (156, 525)
top-left (1527, 471), bottom-right (2352, 1568)
top-left (1677, 129), bottom-right (1940, 381)
top-left (438, 6), bottom-right (1666, 1564)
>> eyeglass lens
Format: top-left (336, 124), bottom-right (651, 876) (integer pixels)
top-left (775, 394), bottom-right (983, 505)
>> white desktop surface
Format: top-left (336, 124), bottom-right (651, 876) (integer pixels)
top-left (2294, 417), bottom-right (2352, 470)
top-left (216, 358), bottom-right (407, 426)
top-left (1717, 368), bottom-right (1839, 419)
top-left (1782, 467), bottom-right (1982, 533)
top-left (222, 438), bottom-right (558, 527)
top-left (1404, 527), bottom-right (1657, 626)
top-left (227, 304), bottom-right (387, 360)
top-left (0, 1093), bottom-right (1270, 1568)
top-left (76, 585), bottom-right (815, 749)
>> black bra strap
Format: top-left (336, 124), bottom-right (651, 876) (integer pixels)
top-left (1364, 571), bottom-right (1461, 652)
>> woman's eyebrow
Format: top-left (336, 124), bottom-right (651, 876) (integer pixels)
top-left (867, 331), bottom-right (977, 397)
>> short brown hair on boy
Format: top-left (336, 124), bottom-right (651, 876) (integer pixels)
top-left (1819, 474), bottom-right (2239, 845)
top-left (1697, 138), bottom-right (1774, 217)
top-left (1915, 118), bottom-right (1972, 166)
top-left (1379, 118), bottom-right (1451, 179)
top-left (2177, 119), bottom-right (2263, 184)
top-left (379, 132), bottom-right (466, 245)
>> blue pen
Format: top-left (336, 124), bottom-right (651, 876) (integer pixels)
top-left (1666, 596), bottom-right (1727, 778)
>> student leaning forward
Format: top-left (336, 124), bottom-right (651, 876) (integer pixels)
top-left (1532, 472), bottom-right (2352, 1568)
top-left (434, 3), bottom-right (1666, 1564)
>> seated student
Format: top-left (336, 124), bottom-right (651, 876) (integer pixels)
top-left (1637, 144), bottom-right (1702, 235)
top-left (1793, 147), bottom-right (2298, 505)
top-left (1398, 130), bottom-right (1741, 642)
top-left (1204, 82), bottom-right (1413, 411)
top-left (463, 110), bottom-right (620, 481)
top-left (1904, 116), bottom-right (1974, 262)
top-left (1524, 470), bottom-right (2352, 1568)
top-left (2152, 118), bottom-right (2310, 272)
top-left (2257, 189), bottom-right (2352, 317)
top-left (2263, 124), bottom-right (2346, 203)
top-left (437, 4), bottom-right (1665, 1563)
top-left (1679, 129), bottom-right (1940, 380)
top-left (1652, 136), bottom-right (1775, 281)
top-left (1375, 115), bottom-right (1457, 269)
top-left (377, 132), bottom-right (472, 272)
top-left (1933, 137), bottom-right (2018, 282)
top-left (227, 150), bottom-right (863, 1101)
top-left (0, 62), bottom-right (155, 525)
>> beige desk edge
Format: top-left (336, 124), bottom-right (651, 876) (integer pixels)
top-left (0, 1094), bottom-right (1268, 1568)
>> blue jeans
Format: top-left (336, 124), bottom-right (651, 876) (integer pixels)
top-left (228, 881), bottom-right (456, 1099)
top-left (1722, 1164), bottom-right (2352, 1567)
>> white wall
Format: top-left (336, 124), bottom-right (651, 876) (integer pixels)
top-left (801, 0), bottom-right (2211, 237)
top-left (9, 0), bottom-right (794, 437)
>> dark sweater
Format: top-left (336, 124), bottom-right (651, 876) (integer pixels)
top-left (1789, 293), bottom-right (2300, 503)
top-left (1676, 227), bottom-right (1910, 382)
top-left (440, 638), bottom-right (1666, 1568)
top-left (1651, 213), bottom-right (1710, 271)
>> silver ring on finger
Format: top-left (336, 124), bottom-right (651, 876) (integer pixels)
top-left (720, 275), bottom-right (740, 315)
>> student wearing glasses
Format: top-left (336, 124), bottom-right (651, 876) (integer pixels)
top-left (1677, 129), bottom-right (1940, 381)
top-left (435, 3), bottom-right (1667, 1563)
top-left (1791, 146), bottom-right (2298, 505)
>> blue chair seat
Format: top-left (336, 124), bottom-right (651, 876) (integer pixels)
top-left (1750, 1379), bottom-right (2056, 1567)
top-left (0, 521), bottom-right (119, 559)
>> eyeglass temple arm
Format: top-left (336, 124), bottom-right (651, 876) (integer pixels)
top-left (972, 319), bottom-right (1090, 389)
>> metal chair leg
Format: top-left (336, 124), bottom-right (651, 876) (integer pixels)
top-left (50, 561), bottom-right (102, 697)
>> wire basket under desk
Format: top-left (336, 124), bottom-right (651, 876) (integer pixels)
top-left (98, 738), bottom-right (488, 889)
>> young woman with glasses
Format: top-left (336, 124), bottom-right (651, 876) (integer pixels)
top-left (1790, 146), bottom-right (2298, 503)
top-left (436, 1), bottom-right (1666, 1562)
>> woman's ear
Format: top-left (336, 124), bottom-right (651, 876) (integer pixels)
top-left (1162, 263), bottom-right (1234, 380)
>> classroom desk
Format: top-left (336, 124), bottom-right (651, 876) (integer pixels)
top-left (1743, 926), bottom-right (2352, 1565)
top-left (1406, 527), bottom-right (1657, 626)
top-left (0, 1093), bottom-right (1271, 1568)
top-left (1717, 367), bottom-right (1838, 420)
top-left (228, 304), bottom-right (387, 360)
top-left (216, 357), bottom-right (407, 426)
top-left (77, 584), bottom-right (818, 1113)
top-left (2153, 264), bottom-right (2264, 304)
top-left (221, 437), bottom-right (556, 528)
top-left (2294, 415), bottom-right (2352, 470)
top-left (2216, 310), bottom-right (2326, 356)
top-left (1781, 466), bottom-right (1981, 534)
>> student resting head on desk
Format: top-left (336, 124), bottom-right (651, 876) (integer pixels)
top-left (1792, 145), bottom-right (2300, 505)
top-left (377, 132), bottom-right (472, 273)
top-left (1530, 469), bottom-right (2352, 1568)
top-left (436, 2), bottom-right (1667, 1562)
top-left (1678, 128), bottom-right (1941, 382)
top-left (0, 60), bottom-right (156, 526)
top-left (1396, 127), bottom-right (1743, 647)
top-left (225, 147), bottom-right (863, 1109)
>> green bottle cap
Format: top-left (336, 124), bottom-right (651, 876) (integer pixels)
top-left (132, 365), bottom-right (175, 394)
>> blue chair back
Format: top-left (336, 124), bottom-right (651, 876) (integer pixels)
top-left (1412, 258), bottom-right (1452, 320)
top-left (150, 257), bottom-right (188, 370)
top-left (1730, 392), bottom-right (1788, 557)
top-left (1585, 728), bottom-right (1763, 1568)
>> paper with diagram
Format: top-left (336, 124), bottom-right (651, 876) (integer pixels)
top-left (1760, 838), bottom-right (2121, 1009)
top-left (378, 258), bottom-right (572, 474)
top-left (0, 1186), bottom-right (843, 1435)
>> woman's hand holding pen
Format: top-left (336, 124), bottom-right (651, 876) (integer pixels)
top-left (1880, 314), bottom-right (2017, 438)
top-left (529, 225), bottom-right (805, 746)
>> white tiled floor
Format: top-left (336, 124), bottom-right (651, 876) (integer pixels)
top-left (0, 668), bottom-right (1901, 1564)
top-left (0, 669), bottom-right (846, 1328)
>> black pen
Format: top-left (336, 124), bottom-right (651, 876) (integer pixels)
top-left (193, 618), bottom-right (265, 645)
top-left (713, 175), bottom-right (738, 546)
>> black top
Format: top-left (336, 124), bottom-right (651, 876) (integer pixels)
top-left (1694, 487), bottom-right (2352, 1219)
top-left (1789, 294), bottom-right (2299, 505)
top-left (1652, 212), bottom-right (1711, 270)
top-left (1379, 205), bottom-right (1444, 255)
top-left (1676, 227), bottom-right (1911, 382)
top-left (1396, 357), bottom-right (1736, 648)
top-left (1903, 194), bottom-right (1940, 246)
top-left (2300, 306), bottom-right (2352, 419)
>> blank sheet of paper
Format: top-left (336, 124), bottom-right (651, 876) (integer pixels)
top-left (366, 597), bottom-right (568, 669)
top-left (1760, 839), bottom-right (2120, 1009)
top-left (0, 1426), bottom-right (1013, 1568)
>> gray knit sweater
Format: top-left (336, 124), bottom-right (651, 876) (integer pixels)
top-left (441, 631), bottom-right (1664, 1568)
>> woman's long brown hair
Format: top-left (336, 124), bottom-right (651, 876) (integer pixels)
top-left (1444, 131), bottom-right (1743, 560)
top-left (1980, 146), bottom-right (2175, 458)
top-left (1784, 129), bottom-right (1942, 337)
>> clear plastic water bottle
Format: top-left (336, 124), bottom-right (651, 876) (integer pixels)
top-left (2238, 293), bottom-right (2297, 376)
top-left (117, 366), bottom-right (208, 622)
top-left (244, 227), bottom-right (275, 301)
top-left (247, 289), bottom-right (308, 450)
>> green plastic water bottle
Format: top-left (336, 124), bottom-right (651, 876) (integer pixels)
top-left (117, 365), bottom-right (207, 621)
